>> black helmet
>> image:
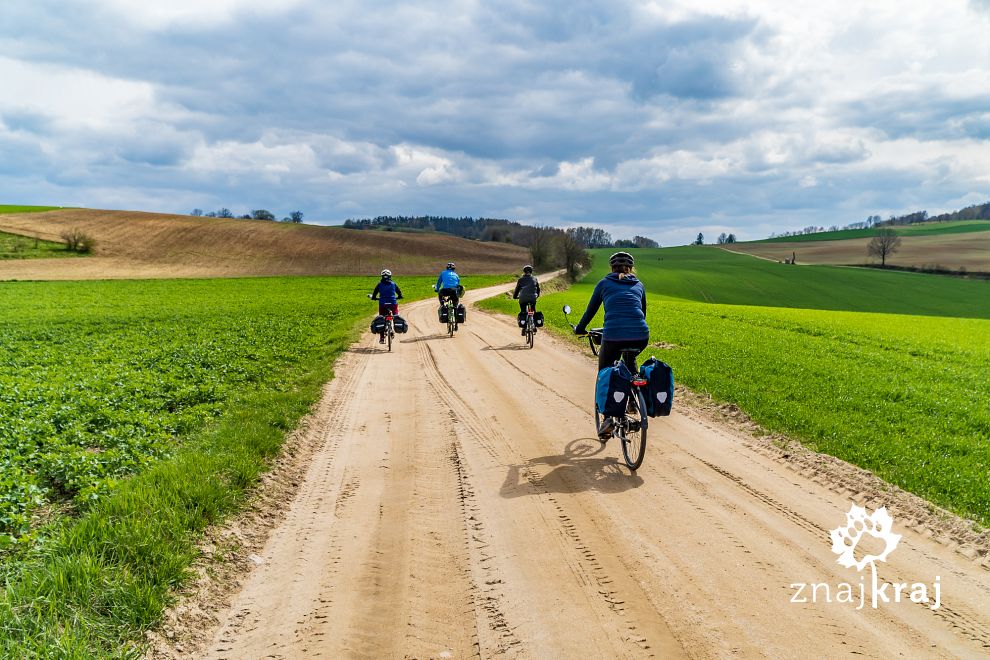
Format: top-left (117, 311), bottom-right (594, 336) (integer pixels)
top-left (609, 251), bottom-right (634, 267)
top-left (380, 269), bottom-right (392, 279)
top-left (522, 265), bottom-right (533, 274)
top-left (446, 262), bottom-right (456, 270)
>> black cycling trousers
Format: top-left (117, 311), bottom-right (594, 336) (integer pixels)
top-left (598, 338), bottom-right (649, 372)
top-left (518, 299), bottom-right (537, 314)
top-left (438, 287), bottom-right (459, 306)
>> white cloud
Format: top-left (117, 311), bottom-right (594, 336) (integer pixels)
top-left (2, 0), bottom-right (990, 240)
top-left (96, 0), bottom-right (304, 28)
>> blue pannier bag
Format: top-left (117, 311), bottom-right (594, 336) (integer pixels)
top-left (596, 361), bottom-right (633, 418)
top-left (640, 356), bottom-right (674, 417)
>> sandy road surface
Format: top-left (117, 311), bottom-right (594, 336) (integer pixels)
top-left (195, 283), bottom-right (990, 659)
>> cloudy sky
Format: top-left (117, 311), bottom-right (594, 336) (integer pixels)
top-left (2, 0), bottom-right (990, 244)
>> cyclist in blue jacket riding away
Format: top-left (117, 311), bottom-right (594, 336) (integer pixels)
top-left (435, 262), bottom-right (462, 306)
top-left (371, 269), bottom-right (403, 344)
top-left (574, 252), bottom-right (649, 438)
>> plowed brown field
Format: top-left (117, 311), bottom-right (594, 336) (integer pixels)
top-left (0, 209), bottom-right (526, 279)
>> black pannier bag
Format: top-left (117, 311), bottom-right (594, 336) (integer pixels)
top-left (455, 304), bottom-right (466, 324)
top-left (595, 361), bottom-right (633, 418)
top-left (517, 312), bottom-right (526, 327)
top-left (393, 315), bottom-right (409, 333)
top-left (639, 357), bottom-right (674, 417)
top-left (533, 311), bottom-right (545, 327)
top-left (438, 305), bottom-right (449, 324)
top-left (370, 315), bottom-right (387, 333)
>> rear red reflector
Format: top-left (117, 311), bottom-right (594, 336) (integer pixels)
top-left (632, 379), bottom-right (647, 386)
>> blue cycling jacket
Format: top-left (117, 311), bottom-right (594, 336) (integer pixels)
top-left (574, 272), bottom-right (649, 341)
top-left (372, 279), bottom-right (402, 305)
top-left (436, 270), bottom-right (461, 290)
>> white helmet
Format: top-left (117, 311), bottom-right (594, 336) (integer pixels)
top-left (381, 269), bottom-right (392, 278)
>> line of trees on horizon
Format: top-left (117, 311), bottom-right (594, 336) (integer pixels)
top-left (191, 208), bottom-right (304, 223)
top-left (342, 215), bottom-right (659, 251)
top-left (767, 200), bottom-right (990, 239)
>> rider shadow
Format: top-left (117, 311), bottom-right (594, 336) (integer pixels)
top-left (348, 346), bottom-right (387, 354)
top-left (481, 344), bottom-right (531, 352)
top-left (500, 438), bottom-right (644, 498)
top-left (399, 333), bottom-right (452, 343)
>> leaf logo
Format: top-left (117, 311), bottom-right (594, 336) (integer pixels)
top-left (829, 504), bottom-right (901, 572)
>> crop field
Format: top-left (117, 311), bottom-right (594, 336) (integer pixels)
top-left (752, 219), bottom-right (990, 242)
top-left (480, 250), bottom-right (990, 524)
top-left (0, 205), bottom-right (64, 215)
top-left (0, 230), bottom-right (79, 260)
top-left (607, 246), bottom-right (990, 317)
top-left (0, 273), bottom-right (506, 656)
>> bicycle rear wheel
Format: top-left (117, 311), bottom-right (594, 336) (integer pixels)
top-left (619, 389), bottom-right (648, 470)
top-left (387, 328), bottom-right (393, 351)
top-left (526, 325), bottom-right (534, 348)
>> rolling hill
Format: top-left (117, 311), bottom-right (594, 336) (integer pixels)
top-left (735, 220), bottom-right (990, 272)
top-left (0, 208), bottom-right (528, 279)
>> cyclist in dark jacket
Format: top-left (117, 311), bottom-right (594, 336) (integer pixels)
top-left (371, 269), bottom-right (403, 344)
top-left (512, 265), bottom-right (541, 334)
top-left (573, 252), bottom-right (649, 372)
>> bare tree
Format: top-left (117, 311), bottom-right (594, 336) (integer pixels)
top-left (867, 228), bottom-right (902, 267)
top-left (559, 231), bottom-right (589, 281)
top-left (529, 227), bottom-right (554, 269)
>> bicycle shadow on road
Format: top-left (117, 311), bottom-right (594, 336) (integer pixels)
top-left (481, 343), bottom-right (532, 351)
top-left (347, 346), bottom-right (389, 354)
top-left (500, 438), bottom-right (644, 498)
top-left (399, 333), bottom-right (453, 343)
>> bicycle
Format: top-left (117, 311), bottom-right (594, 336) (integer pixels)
top-left (563, 305), bottom-right (649, 470)
top-left (368, 295), bottom-right (396, 351)
top-left (441, 294), bottom-right (458, 337)
top-left (523, 302), bottom-right (537, 349)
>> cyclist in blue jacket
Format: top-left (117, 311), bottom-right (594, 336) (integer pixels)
top-left (573, 251), bottom-right (649, 372)
top-left (434, 262), bottom-right (462, 306)
top-left (371, 269), bottom-right (403, 344)
top-left (574, 251), bottom-right (648, 439)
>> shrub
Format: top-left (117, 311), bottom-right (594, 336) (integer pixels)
top-left (59, 229), bottom-right (96, 253)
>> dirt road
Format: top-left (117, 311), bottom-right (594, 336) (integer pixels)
top-left (191, 283), bottom-right (990, 659)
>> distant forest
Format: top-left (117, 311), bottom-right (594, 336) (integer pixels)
top-left (769, 201), bottom-right (990, 239)
top-left (342, 215), bottom-right (659, 250)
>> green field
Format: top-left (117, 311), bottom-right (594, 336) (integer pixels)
top-left (480, 249), bottom-right (990, 527)
top-left (0, 273), bottom-right (505, 656)
top-left (616, 247), bottom-right (990, 317)
top-left (0, 205), bottom-right (64, 215)
top-left (752, 219), bottom-right (990, 243)
top-left (0, 230), bottom-right (81, 260)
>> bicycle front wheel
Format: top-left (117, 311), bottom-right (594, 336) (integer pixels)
top-left (620, 389), bottom-right (648, 470)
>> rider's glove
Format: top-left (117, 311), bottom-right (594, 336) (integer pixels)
top-left (573, 327), bottom-right (585, 336)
